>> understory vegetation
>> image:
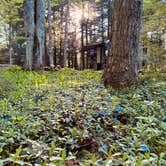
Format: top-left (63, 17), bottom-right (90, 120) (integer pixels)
top-left (0, 68), bottom-right (166, 165)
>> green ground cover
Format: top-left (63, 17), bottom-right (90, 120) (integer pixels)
top-left (0, 67), bottom-right (166, 165)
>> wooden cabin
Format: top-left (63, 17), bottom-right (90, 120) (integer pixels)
top-left (81, 42), bottom-right (107, 70)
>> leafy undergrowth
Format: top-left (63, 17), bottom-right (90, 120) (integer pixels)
top-left (0, 68), bottom-right (166, 166)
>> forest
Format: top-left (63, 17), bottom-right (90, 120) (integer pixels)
top-left (0, 0), bottom-right (166, 165)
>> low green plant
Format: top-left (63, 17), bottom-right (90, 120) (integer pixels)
top-left (0, 69), bottom-right (165, 165)
top-left (6, 65), bottom-right (22, 72)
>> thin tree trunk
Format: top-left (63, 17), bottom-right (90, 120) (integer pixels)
top-left (9, 22), bottom-right (13, 65)
top-left (85, 22), bottom-right (88, 45)
top-left (59, 7), bottom-right (63, 66)
top-left (107, 0), bottom-right (111, 39)
top-left (44, 24), bottom-right (49, 66)
top-left (74, 51), bottom-right (78, 69)
top-left (81, 0), bottom-right (85, 69)
top-left (101, 1), bottom-right (104, 43)
top-left (63, 0), bottom-right (70, 68)
top-left (102, 0), bottom-right (143, 88)
top-left (48, 0), bottom-right (54, 67)
top-left (53, 26), bottom-right (57, 65)
top-left (81, 23), bottom-right (84, 69)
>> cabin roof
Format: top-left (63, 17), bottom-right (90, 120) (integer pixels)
top-left (81, 42), bottom-right (104, 51)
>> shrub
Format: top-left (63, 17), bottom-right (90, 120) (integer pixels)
top-left (6, 65), bottom-right (22, 72)
top-left (0, 76), bottom-right (13, 96)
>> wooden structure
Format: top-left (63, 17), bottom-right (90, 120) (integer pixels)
top-left (67, 49), bottom-right (78, 69)
top-left (0, 48), bottom-right (9, 64)
top-left (81, 42), bottom-right (106, 70)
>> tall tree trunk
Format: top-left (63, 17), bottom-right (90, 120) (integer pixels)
top-left (59, 7), bottom-right (63, 66)
top-left (85, 22), bottom-right (88, 45)
top-left (9, 22), bottom-right (13, 65)
top-left (101, 1), bottom-right (104, 43)
top-left (81, 0), bottom-right (85, 69)
top-left (102, 0), bottom-right (143, 88)
top-left (44, 24), bottom-right (49, 66)
top-left (107, 0), bottom-right (111, 39)
top-left (81, 23), bottom-right (84, 69)
top-left (24, 0), bottom-right (34, 70)
top-left (63, 0), bottom-right (70, 68)
top-left (48, 0), bottom-right (54, 67)
top-left (34, 0), bottom-right (45, 70)
top-left (53, 18), bottom-right (57, 65)
top-left (24, 0), bottom-right (45, 70)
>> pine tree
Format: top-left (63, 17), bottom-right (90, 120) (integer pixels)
top-left (102, 0), bottom-right (143, 88)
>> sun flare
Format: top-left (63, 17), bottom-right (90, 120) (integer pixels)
top-left (70, 2), bottom-right (96, 26)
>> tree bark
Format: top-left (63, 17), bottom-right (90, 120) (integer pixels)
top-left (81, 0), bottom-right (85, 70)
top-left (24, 0), bottom-right (35, 70)
top-left (24, 0), bottom-right (45, 70)
top-left (59, 6), bottom-right (63, 66)
top-left (102, 0), bottom-right (143, 88)
top-left (34, 0), bottom-right (45, 70)
top-left (63, 0), bottom-right (70, 68)
top-left (107, 0), bottom-right (112, 39)
top-left (9, 22), bottom-right (13, 65)
top-left (48, 0), bottom-right (54, 67)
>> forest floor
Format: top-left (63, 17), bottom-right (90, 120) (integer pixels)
top-left (0, 67), bottom-right (166, 166)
